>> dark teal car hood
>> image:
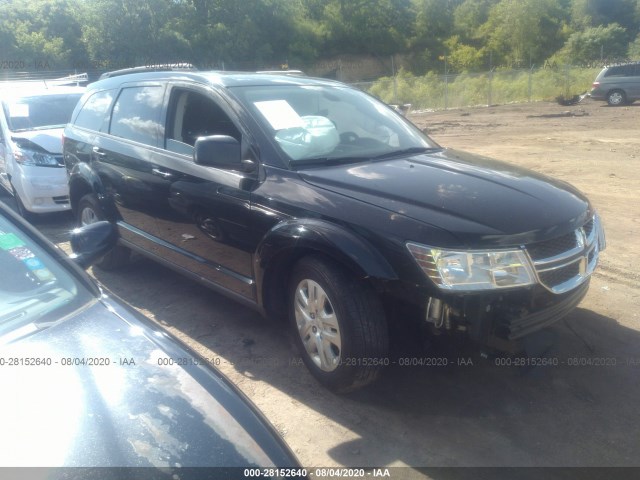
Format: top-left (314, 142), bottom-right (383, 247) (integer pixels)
top-left (0, 298), bottom-right (296, 469)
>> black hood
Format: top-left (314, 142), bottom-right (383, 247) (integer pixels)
top-left (299, 148), bottom-right (592, 247)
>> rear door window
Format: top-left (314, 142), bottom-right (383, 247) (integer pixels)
top-left (109, 86), bottom-right (165, 146)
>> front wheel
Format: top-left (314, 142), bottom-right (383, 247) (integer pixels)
top-left (77, 194), bottom-right (130, 270)
top-left (289, 256), bottom-right (388, 392)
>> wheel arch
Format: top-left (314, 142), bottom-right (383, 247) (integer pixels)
top-left (255, 219), bottom-right (397, 320)
top-left (68, 163), bottom-right (114, 220)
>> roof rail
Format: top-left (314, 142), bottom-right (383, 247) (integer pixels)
top-left (44, 73), bottom-right (88, 87)
top-left (99, 63), bottom-right (197, 80)
top-left (256, 69), bottom-right (306, 76)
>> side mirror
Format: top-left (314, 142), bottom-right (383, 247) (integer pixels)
top-left (69, 221), bottom-right (118, 269)
top-left (194, 135), bottom-right (243, 169)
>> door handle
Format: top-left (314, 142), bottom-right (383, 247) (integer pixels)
top-left (152, 168), bottom-right (173, 179)
top-left (92, 146), bottom-right (106, 157)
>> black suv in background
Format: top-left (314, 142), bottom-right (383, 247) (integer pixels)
top-left (64, 70), bottom-right (606, 392)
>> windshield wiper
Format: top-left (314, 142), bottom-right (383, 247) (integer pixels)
top-left (372, 146), bottom-right (441, 160)
top-left (294, 147), bottom-right (441, 168)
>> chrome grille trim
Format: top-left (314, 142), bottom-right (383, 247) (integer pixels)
top-left (527, 215), bottom-right (601, 294)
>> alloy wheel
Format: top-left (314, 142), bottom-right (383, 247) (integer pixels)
top-left (293, 278), bottom-right (342, 372)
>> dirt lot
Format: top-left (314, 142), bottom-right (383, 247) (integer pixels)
top-left (12, 99), bottom-right (639, 477)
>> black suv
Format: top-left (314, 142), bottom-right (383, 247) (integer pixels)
top-left (64, 70), bottom-right (606, 391)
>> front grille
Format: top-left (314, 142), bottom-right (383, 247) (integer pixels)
top-left (53, 195), bottom-right (70, 204)
top-left (527, 231), bottom-right (578, 261)
top-left (538, 262), bottom-right (581, 287)
top-left (526, 215), bottom-right (601, 294)
top-left (582, 218), bottom-right (594, 239)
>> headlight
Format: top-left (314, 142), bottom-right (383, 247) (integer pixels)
top-left (13, 148), bottom-right (59, 167)
top-left (407, 243), bottom-right (536, 291)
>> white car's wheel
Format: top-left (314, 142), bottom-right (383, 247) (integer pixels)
top-left (11, 184), bottom-right (34, 222)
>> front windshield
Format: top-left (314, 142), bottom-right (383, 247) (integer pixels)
top-left (231, 84), bottom-right (438, 166)
top-left (0, 214), bottom-right (94, 342)
top-left (2, 93), bottom-right (82, 132)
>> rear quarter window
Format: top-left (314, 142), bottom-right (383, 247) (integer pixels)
top-left (604, 65), bottom-right (635, 77)
top-left (74, 90), bottom-right (115, 131)
top-left (109, 86), bottom-right (164, 146)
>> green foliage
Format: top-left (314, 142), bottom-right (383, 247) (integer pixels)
top-left (444, 36), bottom-right (486, 71)
top-left (318, 0), bottom-right (414, 56)
top-left (481, 0), bottom-right (569, 67)
top-left (0, 0), bottom-right (88, 68)
top-left (629, 34), bottom-right (640, 59)
top-left (0, 0), bottom-right (637, 80)
top-left (557, 23), bottom-right (628, 64)
top-left (453, 0), bottom-right (493, 42)
top-left (570, 0), bottom-right (640, 39)
top-left (369, 66), bottom-right (600, 110)
top-left (408, 0), bottom-right (459, 72)
top-left (80, 0), bottom-right (191, 67)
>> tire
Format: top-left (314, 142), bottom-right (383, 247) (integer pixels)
top-left (11, 184), bottom-right (34, 222)
top-left (607, 89), bottom-right (626, 106)
top-left (289, 256), bottom-right (388, 392)
top-left (77, 193), bottom-right (130, 270)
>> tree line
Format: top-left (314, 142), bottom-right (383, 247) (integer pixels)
top-left (1, 0), bottom-right (639, 76)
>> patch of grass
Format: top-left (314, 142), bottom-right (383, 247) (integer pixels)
top-left (369, 67), bottom-right (600, 110)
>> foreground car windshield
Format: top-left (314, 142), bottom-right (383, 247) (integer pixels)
top-left (231, 85), bottom-right (437, 165)
top-left (2, 93), bottom-right (82, 132)
top-left (0, 214), bottom-right (93, 341)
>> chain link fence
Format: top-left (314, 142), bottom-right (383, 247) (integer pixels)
top-left (362, 66), bottom-right (602, 111)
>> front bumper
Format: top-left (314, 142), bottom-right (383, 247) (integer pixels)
top-left (384, 278), bottom-right (591, 353)
top-left (442, 282), bottom-right (590, 345)
top-left (496, 281), bottom-right (589, 341)
top-left (13, 166), bottom-right (70, 213)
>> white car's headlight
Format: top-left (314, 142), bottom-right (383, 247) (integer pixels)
top-left (407, 243), bottom-right (536, 291)
top-left (13, 148), bottom-right (59, 167)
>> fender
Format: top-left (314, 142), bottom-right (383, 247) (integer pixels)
top-left (254, 218), bottom-right (398, 315)
top-left (68, 162), bottom-right (119, 221)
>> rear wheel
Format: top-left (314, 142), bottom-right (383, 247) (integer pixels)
top-left (607, 89), bottom-right (626, 106)
top-left (77, 193), bottom-right (130, 270)
top-left (289, 256), bottom-right (388, 392)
